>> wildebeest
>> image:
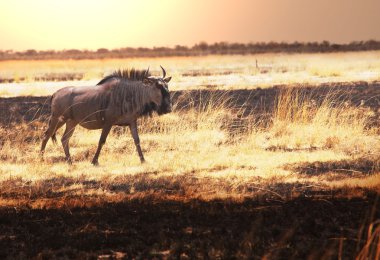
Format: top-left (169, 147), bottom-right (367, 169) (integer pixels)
top-left (40, 66), bottom-right (172, 165)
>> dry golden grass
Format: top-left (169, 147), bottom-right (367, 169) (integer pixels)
top-left (266, 88), bottom-right (375, 150)
top-left (0, 88), bottom-right (379, 209)
top-left (357, 221), bottom-right (380, 260)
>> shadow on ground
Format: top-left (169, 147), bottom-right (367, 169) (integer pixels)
top-left (0, 195), bottom-right (379, 259)
top-left (286, 156), bottom-right (380, 178)
top-left (0, 175), bottom-right (379, 258)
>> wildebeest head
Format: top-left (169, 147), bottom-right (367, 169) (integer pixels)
top-left (143, 66), bottom-right (172, 115)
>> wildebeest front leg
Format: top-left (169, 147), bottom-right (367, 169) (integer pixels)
top-left (129, 121), bottom-right (145, 163)
top-left (92, 125), bottom-right (112, 165)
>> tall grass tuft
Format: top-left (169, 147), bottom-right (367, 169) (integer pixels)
top-left (265, 87), bottom-right (375, 150)
top-left (357, 220), bottom-right (380, 260)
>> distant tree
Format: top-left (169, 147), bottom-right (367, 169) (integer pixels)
top-left (331, 44), bottom-right (340, 51)
top-left (25, 49), bottom-right (37, 56)
top-left (193, 41), bottom-right (209, 51)
top-left (137, 47), bottom-right (149, 52)
top-left (175, 45), bottom-right (188, 51)
top-left (213, 42), bottom-right (228, 51)
top-left (65, 49), bottom-right (81, 54)
top-left (321, 41), bottom-right (330, 47)
top-left (97, 48), bottom-right (109, 53)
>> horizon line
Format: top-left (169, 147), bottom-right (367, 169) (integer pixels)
top-left (1, 39), bottom-right (379, 53)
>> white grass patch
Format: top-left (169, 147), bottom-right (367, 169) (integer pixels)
top-left (0, 51), bottom-right (379, 96)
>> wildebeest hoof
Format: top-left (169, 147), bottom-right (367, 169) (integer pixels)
top-left (92, 160), bottom-right (99, 166)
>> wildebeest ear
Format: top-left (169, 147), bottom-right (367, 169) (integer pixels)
top-left (163, 77), bottom-right (172, 83)
top-left (144, 66), bottom-right (150, 78)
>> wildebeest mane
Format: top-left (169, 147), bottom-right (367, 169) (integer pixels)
top-left (96, 68), bottom-right (161, 118)
top-left (97, 68), bottom-right (151, 85)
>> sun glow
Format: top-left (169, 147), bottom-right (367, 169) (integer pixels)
top-left (0, 0), bottom-right (174, 50)
top-left (1, 0), bottom-right (379, 51)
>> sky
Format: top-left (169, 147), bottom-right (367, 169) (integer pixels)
top-left (1, 0), bottom-right (379, 51)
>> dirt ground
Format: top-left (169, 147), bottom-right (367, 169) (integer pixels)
top-left (1, 82), bottom-right (380, 259)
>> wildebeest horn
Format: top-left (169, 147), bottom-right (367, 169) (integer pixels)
top-left (144, 66), bottom-right (150, 78)
top-left (160, 65), bottom-right (166, 78)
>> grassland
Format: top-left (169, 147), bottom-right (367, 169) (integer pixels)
top-left (0, 51), bottom-right (379, 96)
top-left (0, 52), bottom-right (380, 258)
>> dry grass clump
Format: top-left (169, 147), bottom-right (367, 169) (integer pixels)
top-left (258, 87), bottom-right (376, 151)
top-left (139, 91), bottom-right (234, 135)
top-left (357, 220), bottom-right (380, 260)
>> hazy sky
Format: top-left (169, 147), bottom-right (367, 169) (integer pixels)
top-left (1, 0), bottom-right (379, 51)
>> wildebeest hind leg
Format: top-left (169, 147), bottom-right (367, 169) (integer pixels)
top-left (40, 116), bottom-right (63, 156)
top-left (51, 119), bottom-right (65, 144)
top-left (91, 125), bottom-right (112, 165)
top-left (61, 120), bottom-right (77, 164)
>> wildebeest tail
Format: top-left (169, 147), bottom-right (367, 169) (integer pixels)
top-left (47, 94), bottom-right (58, 144)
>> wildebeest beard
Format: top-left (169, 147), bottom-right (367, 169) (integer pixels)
top-left (140, 99), bottom-right (171, 117)
top-left (140, 102), bottom-right (158, 117)
top-left (141, 93), bottom-right (171, 116)
top-left (156, 87), bottom-right (171, 115)
top-left (157, 102), bottom-right (170, 115)
top-left (141, 102), bottom-right (170, 116)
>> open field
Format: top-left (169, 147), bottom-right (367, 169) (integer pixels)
top-left (0, 53), bottom-right (380, 258)
top-left (0, 51), bottom-right (380, 96)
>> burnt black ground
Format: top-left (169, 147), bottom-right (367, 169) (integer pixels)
top-left (0, 195), bottom-right (379, 259)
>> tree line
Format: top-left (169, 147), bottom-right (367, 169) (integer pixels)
top-left (1, 40), bottom-right (379, 60)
